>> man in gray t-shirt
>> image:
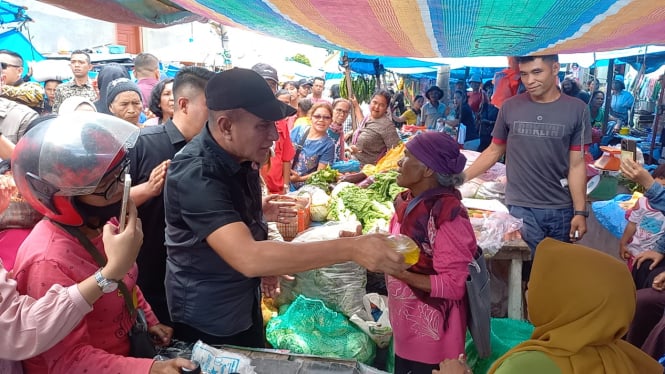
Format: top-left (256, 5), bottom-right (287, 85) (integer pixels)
top-left (464, 54), bottom-right (591, 280)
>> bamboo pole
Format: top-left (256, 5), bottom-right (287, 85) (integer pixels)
top-left (649, 74), bottom-right (665, 163)
top-left (342, 53), bottom-right (357, 131)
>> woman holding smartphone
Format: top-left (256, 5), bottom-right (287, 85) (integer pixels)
top-left (9, 113), bottom-right (195, 374)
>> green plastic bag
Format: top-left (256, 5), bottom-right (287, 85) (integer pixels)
top-left (465, 318), bottom-right (534, 374)
top-left (267, 295), bottom-right (377, 364)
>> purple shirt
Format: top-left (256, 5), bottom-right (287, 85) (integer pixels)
top-left (137, 77), bottom-right (159, 109)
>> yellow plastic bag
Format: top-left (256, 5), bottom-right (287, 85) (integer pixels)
top-left (362, 143), bottom-right (405, 176)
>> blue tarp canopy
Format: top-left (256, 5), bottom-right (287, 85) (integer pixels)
top-left (0, 0), bottom-right (30, 25)
top-left (0, 28), bottom-right (44, 70)
top-left (341, 52), bottom-right (443, 76)
top-left (594, 52), bottom-right (665, 74)
top-left (0, 1), bottom-right (44, 71)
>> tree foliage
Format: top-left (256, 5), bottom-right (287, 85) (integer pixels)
top-left (291, 53), bottom-right (311, 66)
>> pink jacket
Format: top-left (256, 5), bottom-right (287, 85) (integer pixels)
top-left (386, 213), bottom-right (476, 364)
top-left (0, 260), bottom-right (92, 373)
top-left (13, 220), bottom-right (157, 374)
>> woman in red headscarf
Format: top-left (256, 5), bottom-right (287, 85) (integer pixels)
top-left (387, 132), bottom-right (477, 374)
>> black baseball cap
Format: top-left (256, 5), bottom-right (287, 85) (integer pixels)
top-left (205, 68), bottom-right (296, 121)
top-left (297, 78), bottom-right (312, 88)
top-left (251, 62), bottom-right (278, 83)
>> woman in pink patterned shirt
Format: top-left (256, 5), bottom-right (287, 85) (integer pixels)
top-left (388, 132), bottom-right (476, 374)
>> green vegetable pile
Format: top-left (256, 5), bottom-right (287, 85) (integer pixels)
top-left (327, 171), bottom-right (405, 233)
top-left (306, 166), bottom-right (339, 192)
top-left (367, 170), bottom-right (405, 201)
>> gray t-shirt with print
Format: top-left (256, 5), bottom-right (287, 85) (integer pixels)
top-left (492, 93), bottom-right (591, 208)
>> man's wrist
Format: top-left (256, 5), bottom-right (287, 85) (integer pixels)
top-left (573, 210), bottom-right (589, 217)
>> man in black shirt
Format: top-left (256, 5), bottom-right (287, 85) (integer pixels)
top-left (164, 68), bottom-right (407, 347)
top-left (127, 66), bottom-right (214, 325)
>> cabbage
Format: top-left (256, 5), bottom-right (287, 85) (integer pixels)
top-left (310, 187), bottom-right (330, 222)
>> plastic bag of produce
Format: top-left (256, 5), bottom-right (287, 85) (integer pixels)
top-left (477, 212), bottom-right (523, 256)
top-left (333, 159), bottom-right (361, 173)
top-left (591, 194), bottom-right (632, 238)
top-left (266, 295), bottom-right (377, 364)
top-left (350, 293), bottom-right (392, 348)
top-left (191, 340), bottom-right (255, 374)
top-left (276, 222), bottom-right (368, 318)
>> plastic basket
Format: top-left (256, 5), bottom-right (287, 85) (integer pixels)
top-left (277, 196), bottom-right (310, 241)
top-left (108, 44), bottom-right (126, 54)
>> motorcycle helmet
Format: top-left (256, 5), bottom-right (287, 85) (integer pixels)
top-left (12, 112), bottom-right (139, 226)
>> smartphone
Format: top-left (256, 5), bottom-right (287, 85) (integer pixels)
top-left (621, 138), bottom-right (637, 162)
top-left (118, 174), bottom-right (131, 232)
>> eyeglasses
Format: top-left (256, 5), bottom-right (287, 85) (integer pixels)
top-left (90, 159), bottom-right (130, 200)
top-left (334, 108), bottom-right (349, 114)
top-left (312, 114), bottom-right (332, 121)
top-left (2, 63), bottom-right (20, 69)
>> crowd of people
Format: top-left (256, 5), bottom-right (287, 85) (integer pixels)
top-left (0, 46), bottom-right (661, 374)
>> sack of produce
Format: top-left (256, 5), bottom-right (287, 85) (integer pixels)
top-left (266, 295), bottom-right (377, 364)
top-left (276, 222), bottom-right (367, 318)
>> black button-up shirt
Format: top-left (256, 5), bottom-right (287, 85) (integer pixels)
top-left (127, 119), bottom-right (186, 323)
top-left (164, 123), bottom-right (267, 337)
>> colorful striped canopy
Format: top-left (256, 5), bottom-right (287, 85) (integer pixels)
top-left (40, 0), bottom-right (665, 57)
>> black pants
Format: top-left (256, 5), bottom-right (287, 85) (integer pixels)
top-left (477, 120), bottom-right (494, 153)
top-left (173, 297), bottom-right (264, 348)
top-left (632, 259), bottom-right (665, 290)
top-left (394, 354), bottom-right (439, 374)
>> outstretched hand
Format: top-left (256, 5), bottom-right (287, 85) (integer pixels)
top-left (351, 234), bottom-right (408, 275)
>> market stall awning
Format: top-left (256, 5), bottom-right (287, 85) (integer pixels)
top-left (38, 0), bottom-right (665, 57)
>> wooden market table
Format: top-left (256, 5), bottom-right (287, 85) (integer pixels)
top-left (490, 239), bottom-right (531, 320)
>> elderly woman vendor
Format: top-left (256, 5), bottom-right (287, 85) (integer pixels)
top-left (388, 132), bottom-right (476, 373)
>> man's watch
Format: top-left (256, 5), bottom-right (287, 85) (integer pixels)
top-left (94, 268), bottom-right (118, 293)
top-left (574, 210), bottom-right (589, 217)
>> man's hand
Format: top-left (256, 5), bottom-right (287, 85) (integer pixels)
top-left (146, 160), bottom-right (170, 197)
top-left (262, 194), bottom-right (297, 223)
top-left (635, 250), bottom-right (665, 271)
top-left (149, 323), bottom-right (173, 347)
top-left (102, 200), bottom-right (143, 280)
top-left (149, 358), bottom-right (196, 374)
top-left (569, 215), bottom-right (587, 242)
top-left (351, 234), bottom-right (408, 275)
top-left (652, 272), bottom-right (665, 291)
top-left (261, 275), bottom-right (295, 298)
top-left (339, 223), bottom-right (363, 237)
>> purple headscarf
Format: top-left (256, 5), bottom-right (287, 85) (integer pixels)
top-left (405, 132), bottom-right (466, 175)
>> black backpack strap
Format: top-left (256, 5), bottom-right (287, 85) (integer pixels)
top-left (52, 221), bottom-right (136, 317)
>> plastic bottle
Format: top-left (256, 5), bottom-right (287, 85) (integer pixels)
top-left (388, 234), bottom-right (420, 265)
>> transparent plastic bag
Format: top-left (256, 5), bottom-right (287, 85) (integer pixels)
top-left (477, 212), bottom-right (523, 256)
top-left (275, 222), bottom-right (368, 318)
